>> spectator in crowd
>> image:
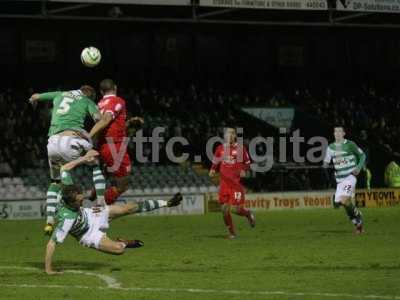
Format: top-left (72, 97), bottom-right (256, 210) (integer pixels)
top-left (1, 85), bottom-right (398, 191)
top-left (0, 153), bottom-right (13, 176)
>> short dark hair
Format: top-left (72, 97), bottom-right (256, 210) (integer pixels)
top-left (334, 125), bottom-right (346, 132)
top-left (99, 79), bottom-right (116, 94)
top-left (80, 85), bottom-right (96, 100)
top-left (61, 184), bottom-right (82, 207)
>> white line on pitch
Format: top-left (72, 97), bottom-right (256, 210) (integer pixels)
top-left (0, 266), bottom-right (121, 288)
top-left (0, 283), bottom-right (399, 300)
top-left (1, 266), bottom-right (398, 299)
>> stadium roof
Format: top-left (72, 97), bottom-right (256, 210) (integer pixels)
top-left (1, 0), bottom-right (400, 28)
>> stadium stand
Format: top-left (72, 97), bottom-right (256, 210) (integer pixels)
top-left (0, 165), bottom-right (217, 200)
top-left (293, 87), bottom-right (400, 162)
top-left (0, 84), bottom-right (398, 197)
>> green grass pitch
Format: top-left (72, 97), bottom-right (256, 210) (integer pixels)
top-left (0, 208), bottom-right (399, 300)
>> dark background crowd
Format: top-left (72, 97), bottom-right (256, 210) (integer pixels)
top-left (1, 83), bottom-right (398, 191)
top-left (0, 12), bottom-right (399, 191)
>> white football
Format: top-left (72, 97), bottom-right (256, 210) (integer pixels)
top-left (81, 46), bottom-right (101, 68)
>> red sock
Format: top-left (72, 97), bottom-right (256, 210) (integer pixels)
top-left (105, 187), bottom-right (120, 205)
top-left (223, 212), bottom-right (235, 236)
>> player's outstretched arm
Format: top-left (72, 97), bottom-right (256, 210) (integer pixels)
top-left (89, 112), bottom-right (113, 139)
top-left (45, 240), bottom-right (62, 275)
top-left (209, 145), bottom-right (222, 177)
top-left (322, 145), bottom-right (333, 169)
top-left (61, 150), bottom-right (99, 172)
top-left (29, 91), bottom-right (61, 105)
top-left (28, 93), bottom-right (40, 105)
top-left (322, 147), bottom-right (333, 185)
top-left (352, 142), bottom-right (366, 176)
top-left (240, 146), bottom-right (251, 177)
top-left (45, 214), bottom-right (74, 274)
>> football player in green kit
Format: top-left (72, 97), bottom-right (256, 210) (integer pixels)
top-left (45, 150), bottom-right (182, 275)
top-left (29, 86), bottom-right (106, 234)
top-left (323, 126), bottom-right (366, 234)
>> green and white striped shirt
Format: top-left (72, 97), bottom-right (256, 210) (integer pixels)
top-left (51, 169), bottom-right (89, 243)
top-left (51, 206), bottom-right (90, 244)
top-left (324, 139), bottom-right (366, 183)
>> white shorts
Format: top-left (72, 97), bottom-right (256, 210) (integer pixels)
top-left (79, 207), bottom-right (110, 249)
top-left (47, 134), bottom-right (93, 180)
top-left (334, 174), bottom-right (357, 203)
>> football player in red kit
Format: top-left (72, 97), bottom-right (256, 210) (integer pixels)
top-left (209, 127), bottom-right (255, 239)
top-left (90, 79), bottom-right (143, 204)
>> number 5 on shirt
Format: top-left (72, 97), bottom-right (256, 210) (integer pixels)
top-left (57, 97), bottom-right (75, 115)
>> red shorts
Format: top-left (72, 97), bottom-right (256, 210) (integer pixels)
top-left (218, 185), bottom-right (245, 206)
top-left (99, 142), bottom-right (131, 178)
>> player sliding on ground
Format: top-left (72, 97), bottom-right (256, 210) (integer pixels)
top-left (29, 86), bottom-right (108, 235)
top-left (323, 126), bottom-right (366, 234)
top-left (45, 150), bottom-right (183, 275)
top-left (209, 127), bottom-right (255, 239)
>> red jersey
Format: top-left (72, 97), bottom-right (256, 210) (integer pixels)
top-left (98, 95), bottom-right (127, 144)
top-left (211, 143), bottom-right (251, 190)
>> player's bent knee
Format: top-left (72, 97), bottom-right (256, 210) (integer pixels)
top-left (106, 242), bottom-right (125, 255)
top-left (127, 203), bottom-right (138, 214)
top-left (114, 243), bottom-right (125, 255)
top-left (99, 236), bottom-right (125, 255)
